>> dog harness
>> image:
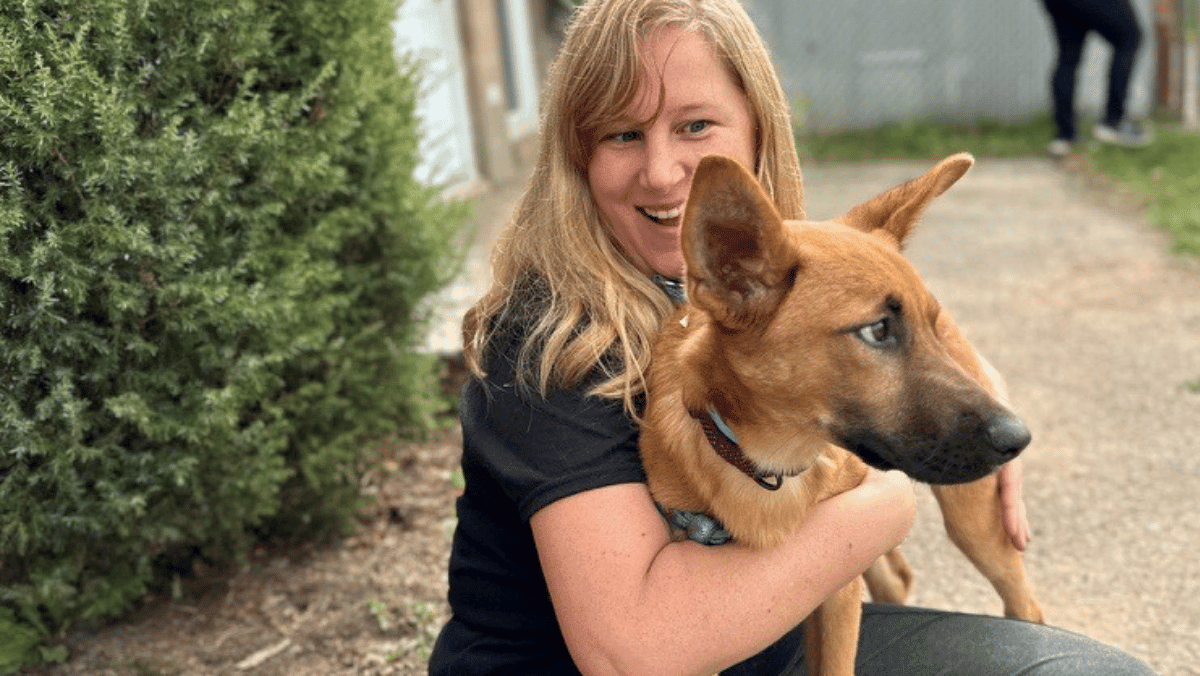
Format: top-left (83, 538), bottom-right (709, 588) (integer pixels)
top-left (656, 503), bottom-right (732, 546)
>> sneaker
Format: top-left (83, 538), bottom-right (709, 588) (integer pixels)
top-left (1094, 120), bottom-right (1152, 147)
top-left (1048, 138), bottom-right (1074, 157)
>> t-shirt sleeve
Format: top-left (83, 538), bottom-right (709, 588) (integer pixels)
top-left (460, 333), bottom-right (646, 522)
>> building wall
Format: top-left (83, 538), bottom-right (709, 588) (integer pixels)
top-left (742, 0), bottom-right (1157, 132)
top-left (392, 0), bottom-right (479, 190)
top-left (393, 0), bottom-right (544, 193)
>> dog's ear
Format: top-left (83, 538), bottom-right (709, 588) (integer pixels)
top-left (836, 152), bottom-right (974, 248)
top-left (682, 154), bottom-right (797, 331)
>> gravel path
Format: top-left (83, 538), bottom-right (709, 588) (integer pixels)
top-left (800, 157), bottom-right (1200, 676)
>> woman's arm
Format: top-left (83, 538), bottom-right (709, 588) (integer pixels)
top-left (531, 468), bottom-right (916, 676)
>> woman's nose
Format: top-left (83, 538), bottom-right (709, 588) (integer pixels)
top-left (640, 138), bottom-right (687, 193)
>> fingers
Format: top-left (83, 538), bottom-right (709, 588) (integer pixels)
top-left (997, 460), bottom-right (1031, 551)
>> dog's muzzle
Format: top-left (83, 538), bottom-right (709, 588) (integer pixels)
top-left (833, 410), bottom-right (1031, 485)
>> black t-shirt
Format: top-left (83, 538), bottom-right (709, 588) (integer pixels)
top-left (428, 311), bottom-right (803, 675)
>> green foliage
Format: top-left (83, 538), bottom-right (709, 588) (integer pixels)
top-left (1089, 126), bottom-right (1200, 257)
top-left (0, 0), bottom-right (465, 666)
top-left (797, 116), bottom-right (1200, 259)
top-left (0, 607), bottom-right (42, 674)
top-left (799, 116), bottom-right (1058, 162)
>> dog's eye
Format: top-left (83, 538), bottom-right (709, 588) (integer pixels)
top-left (857, 319), bottom-right (896, 348)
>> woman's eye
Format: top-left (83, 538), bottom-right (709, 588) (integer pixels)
top-left (606, 130), bottom-right (640, 143)
top-left (683, 120), bottom-right (711, 134)
top-left (857, 319), bottom-right (896, 348)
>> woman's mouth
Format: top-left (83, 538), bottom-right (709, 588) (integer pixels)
top-left (638, 205), bottom-right (683, 225)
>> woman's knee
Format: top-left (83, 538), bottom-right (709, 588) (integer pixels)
top-left (854, 605), bottom-right (1159, 676)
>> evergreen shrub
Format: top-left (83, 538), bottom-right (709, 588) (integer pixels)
top-left (0, 0), bottom-right (465, 667)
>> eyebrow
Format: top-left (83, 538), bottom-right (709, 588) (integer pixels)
top-left (674, 103), bottom-right (718, 115)
top-left (607, 102), bottom-right (719, 128)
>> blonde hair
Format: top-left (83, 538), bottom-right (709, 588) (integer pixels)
top-left (462, 0), bottom-right (804, 418)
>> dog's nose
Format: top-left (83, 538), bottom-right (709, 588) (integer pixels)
top-left (986, 414), bottom-right (1031, 459)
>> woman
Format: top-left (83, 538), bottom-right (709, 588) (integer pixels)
top-left (429, 1), bottom-right (1158, 674)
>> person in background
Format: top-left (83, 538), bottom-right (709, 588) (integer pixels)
top-left (428, 0), bottom-right (1163, 673)
top-left (1040, 0), bottom-right (1153, 156)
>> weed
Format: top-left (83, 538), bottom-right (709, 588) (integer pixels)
top-left (385, 601), bottom-right (441, 664)
top-left (367, 598), bottom-right (394, 633)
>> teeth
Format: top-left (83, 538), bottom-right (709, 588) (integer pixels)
top-left (643, 206), bottom-right (682, 220)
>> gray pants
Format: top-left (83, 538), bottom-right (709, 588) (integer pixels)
top-left (724, 604), bottom-right (1158, 675)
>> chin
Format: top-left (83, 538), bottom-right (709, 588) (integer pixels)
top-left (648, 257), bottom-right (685, 280)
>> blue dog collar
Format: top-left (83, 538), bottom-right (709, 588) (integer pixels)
top-left (707, 405), bottom-right (740, 445)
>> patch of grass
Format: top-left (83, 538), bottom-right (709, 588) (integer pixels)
top-left (798, 116), bottom-right (1058, 163)
top-left (124, 657), bottom-right (182, 676)
top-left (798, 117), bottom-right (1200, 258)
top-left (1087, 126), bottom-right (1200, 257)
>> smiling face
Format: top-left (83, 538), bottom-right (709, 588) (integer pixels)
top-left (586, 25), bottom-right (757, 279)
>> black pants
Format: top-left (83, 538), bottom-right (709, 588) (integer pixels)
top-left (731, 604), bottom-right (1159, 676)
top-left (1040, 0), bottom-right (1142, 140)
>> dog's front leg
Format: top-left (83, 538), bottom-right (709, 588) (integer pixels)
top-left (802, 576), bottom-right (863, 676)
top-left (932, 477), bottom-right (1045, 623)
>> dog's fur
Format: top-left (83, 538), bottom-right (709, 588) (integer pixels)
top-left (639, 154), bottom-right (1044, 676)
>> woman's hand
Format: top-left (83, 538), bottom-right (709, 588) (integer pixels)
top-left (997, 458), bottom-right (1031, 551)
top-left (844, 467), bottom-right (917, 550)
top-left (972, 350), bottom-right (1032, 552)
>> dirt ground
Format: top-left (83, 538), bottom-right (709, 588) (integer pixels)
top-left (31, 427), bottom-right (462, 676)
top-left (33, 155), bottom-right (1200, 676)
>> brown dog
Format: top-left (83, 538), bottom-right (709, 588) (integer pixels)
top-left (639, 153), bottom-right (1044, 676)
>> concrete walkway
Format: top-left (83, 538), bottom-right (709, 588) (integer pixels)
top-left (426, 157), bottom-right (1200, 675)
